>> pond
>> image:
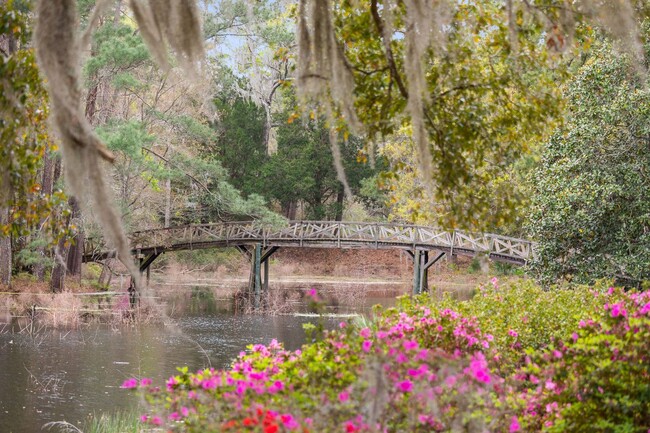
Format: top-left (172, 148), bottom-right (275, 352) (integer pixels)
top-left (0, 287), bottom-right (396, 433)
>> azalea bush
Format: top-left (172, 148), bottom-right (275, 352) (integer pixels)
top-left (518, 287), bottom-right (650, 432)
top-left (122, 281), bottom-right (650, 432)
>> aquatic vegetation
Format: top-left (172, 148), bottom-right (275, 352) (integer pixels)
top-left (124, 281), bottom-right (650, 432)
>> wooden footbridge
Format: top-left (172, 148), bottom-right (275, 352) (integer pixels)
top-left (83, 221), bottom-right (534, 302)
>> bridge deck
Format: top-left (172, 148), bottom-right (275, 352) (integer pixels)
top-left (83, 221), bottom-right (534, 265)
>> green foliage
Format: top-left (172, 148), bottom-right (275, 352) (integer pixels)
top-left (521, 288), bottom-right (650, 432)
top-left (210, 92), bottom-right (268, 196)
top-left (0, 1), bottom-right (69, 238)
top-left (528, 30), bottom-right (650, 286)
top-left (84, 21), bottom-right (150, 78)
top-left (261, 112), bottom-right (379, 220)
top-left (324, 0), bottom-right (567, 230)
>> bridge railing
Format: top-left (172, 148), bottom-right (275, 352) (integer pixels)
top-left (84, 221), bottom-right (535, 264)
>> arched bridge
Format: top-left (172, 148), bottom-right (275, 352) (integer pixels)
top-left (83, 221), bottom-right (535, 298)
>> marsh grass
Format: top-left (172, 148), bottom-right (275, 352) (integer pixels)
top-left (82, 411), bottom-right (141, 433)
top-left (44, 411), bottom-right (142, 433)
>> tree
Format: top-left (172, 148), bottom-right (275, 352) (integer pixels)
top-left (0, 2), bottom-right (68, 287)
top-left (528, 32), bottom-right (650, 286)
top-left (261, 110), bottom-right (378, 220)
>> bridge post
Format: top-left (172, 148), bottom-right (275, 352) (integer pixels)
top-left (420, 250), bottom-right (429, 293)
top-left (412, 250), bottom-right (422, 295)
top-left (253, 244), bottom-right (262, 309)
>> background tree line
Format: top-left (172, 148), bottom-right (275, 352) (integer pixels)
top-left (1, 0), bottom-right (650, 289)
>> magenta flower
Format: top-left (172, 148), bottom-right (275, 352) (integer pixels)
top-left (397, 380), bottom-right (413, 392)
top-left (403, 339), bottom-right (419, 351)
top-left (362, 340), bottom-right (372, 353)
top-left (139, 377), bottom-right (152, 387)
top-left (120, 378), bottom-right (138, 389)
top-left (468, 353), bottom-right (491, 384)
top-left (166, 376), bottom-right (179, 390)
top-left (281, 414), bottom-right (299, 430)
top-left (338, 390), bottom-right (350, 402)
top-left (509, 416), bottom-right (521, 432)
top-left (508, 329), bottom-right (518, 338)
top-left (638, 301), bottom-right (650, 315)
top-left (610, 303), bottom-right (627, 318)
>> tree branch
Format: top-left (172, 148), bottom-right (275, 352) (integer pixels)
top-left (141, 147), bottom-right (211, 194)
top-left (370, 0), bottom-right (409, 99)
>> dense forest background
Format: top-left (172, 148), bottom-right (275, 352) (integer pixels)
top-left (1, 0), bottom-right (649, 290)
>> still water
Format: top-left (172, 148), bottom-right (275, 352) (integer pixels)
top-left (0, 287), bottom-right (389, 433)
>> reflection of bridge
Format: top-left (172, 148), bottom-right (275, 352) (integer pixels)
top-left (83, 221), bottom-right (535, 301)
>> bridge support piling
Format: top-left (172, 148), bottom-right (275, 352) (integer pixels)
top-left (412, 250), bottom-right (422, 295)
top-left (253, 244), bottom-right (262, 309)
top-left (420, 251), bottom-right (429, 294)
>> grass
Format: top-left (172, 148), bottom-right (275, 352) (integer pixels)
top-left (82, 411), bottom-right (141, 433)
top-left (43, 411), bottom-right (141, 433)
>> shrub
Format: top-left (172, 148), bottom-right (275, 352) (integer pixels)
top-left (518, 287), bottom-right (650, 432)
top-left (122, 282), bottom-right (650, 432)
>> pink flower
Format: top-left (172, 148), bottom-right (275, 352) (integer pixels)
top-left (139, 377), bottom-right (152, 387)
top-left (339, 321), bottom-right (347, 329)
top-left (403, 339), bottom-right (419, 351)
top-left (168, 412), bottom-right (181, 421)
top-left (150, 416), bottom-right (162, 426)
top-left (509, 416), bottom-right (521, 432)
top-left (579, 320), bottom-right (586, 328)
top-left (610, 303), bottom-right (627, 318)
top-left (508, 329), bottom-right (518, 338)
top-left (397, 380), bottom-right (413, 392)
top-left (166, 376), bottom-right (179, 390)
top-left (338, 390), bottom-right (350, 402)
top-left (181, 406), bottom-right (190, 417)
top-left (467, 352), bottom-right (491, 384)
top-left (572, 332), bottom-right (579, 342)
top-left (281, 414), bottom-right (299, 430)
top-left (395, 352), bottom-right (408, 363)
top-left (638, 301), bottom-right (650, 315)
top-left (545, 380), bottom-right (556, 391)
top-left (120, 378), bottom-right (138, 389)
top-left (552, 350), bottom-right (562, 359)
top-left (359, 327), bottom-right (371, 338)
top-left (362, 340), bottom-right (372, 353)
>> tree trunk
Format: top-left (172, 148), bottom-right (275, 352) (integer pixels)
top-left (66, 197), bottom-right (84, 278)
top-left (164, 178), bottom-right (171, 227)
top-left (335, 185), bottom-right (345, 222)
top-left (0, 207), bottom-right (11, 287)
top-left (50, 157), bottom-right (67, 292)
top-left (34, 152), bottom-right (54, 280)
top-left (0, 30), bottom-right (16, 287)
top-left (50, 236), bottom-right (67, 293)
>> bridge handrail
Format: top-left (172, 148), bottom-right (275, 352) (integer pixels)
top-left (84, 221), bottom-right (536, 263)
